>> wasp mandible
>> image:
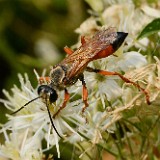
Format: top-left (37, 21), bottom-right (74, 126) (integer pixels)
top-left (12, 27), bottom-right (150, 138)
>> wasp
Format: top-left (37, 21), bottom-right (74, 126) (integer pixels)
top-left (12, 27), bottom-right (150, 138)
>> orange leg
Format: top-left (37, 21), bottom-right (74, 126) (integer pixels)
top-left (86, 67), bottom-right (150, 105)
top-left (64, 46), bottom-right (74, 55)
top-left (39, 77), bottom-right (51, 84)
top-left (79, 75), bottom-right (89, 113)
top-left (64, 36), bottom-right (86, 55)
top-left (53, 89), bottom-right (70, 118)
top-left (81, 36), bottom-right (86, 45)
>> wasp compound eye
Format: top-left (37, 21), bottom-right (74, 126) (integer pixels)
top-left (112, 32), bottom-right (128, 51)
top-left (37, 85), bottom-right (58, 103)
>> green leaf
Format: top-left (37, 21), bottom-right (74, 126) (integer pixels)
top-left (137, 18), bottom-right (160, 39)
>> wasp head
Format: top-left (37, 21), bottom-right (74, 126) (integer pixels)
top-left (37, 85), bottom-right (58, 103)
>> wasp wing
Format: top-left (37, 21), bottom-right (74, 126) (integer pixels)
top-left (60, 27), bottom-right (117, 79)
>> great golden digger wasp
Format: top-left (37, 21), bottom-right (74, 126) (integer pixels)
top-left (12, 27), bottom-right (150, 138)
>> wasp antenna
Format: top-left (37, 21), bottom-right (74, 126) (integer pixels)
top-left (11, 96), bottom-right (41, 115)
top-left (45, 101), bottom-right (63, 139)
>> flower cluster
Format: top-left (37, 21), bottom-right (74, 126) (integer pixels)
top-left (0, 0), bottom-right (160, 159)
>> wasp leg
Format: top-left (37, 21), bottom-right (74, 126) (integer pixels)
top-left (79, 75), bottom-right (89, 113)
top-left (86, 67), bottom-right (150, 105)
top-left (64, 36), bottom-right (86, 55)
top-left (53, 89), bottom-right (70, 118)
top-left (39, 77), bottom-right (51, 84)
top-left (64, 46), bottom-right (74, 55)
top-left (81, 36), bottom-right (86, 45)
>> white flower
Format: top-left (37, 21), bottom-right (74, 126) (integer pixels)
top-left (0, 73), bottom-right (62, 158)
top-left (102, 1), bottom-right (159, 34)
top-left (101, 1), bottom-right (159, 50)
top-left (110, 51), bottom-right (147, 72)
top-left (141, 5), bottom-right (160, 18)
top-left (0, 128), bottom-right (43, 160)
top-left (0, 72), bottom-right (89, 158)
top-left (75, 18), bottom-right (100, 36)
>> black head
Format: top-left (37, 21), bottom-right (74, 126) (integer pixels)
top-left (37, 85), bottom-right (58, 103)
top-left (11, 84), bottom-right (61, 138)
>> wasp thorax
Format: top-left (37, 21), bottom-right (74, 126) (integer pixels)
top-left (50, 66), bottom-right (65, 85)
top-left (50, 65), bottom-right (68, 90)
top-left (37, 85), bottom-right (58, 103)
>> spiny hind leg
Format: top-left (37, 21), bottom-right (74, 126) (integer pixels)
top-left (86, 67), bottom-right (150, 105)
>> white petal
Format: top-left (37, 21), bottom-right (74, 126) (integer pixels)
top-left (98, 79), bottom-right (122, 101)
top-left (141, 5), bottom-right (160, 18)
top-left (117, 51), bottom-right (147, 72)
